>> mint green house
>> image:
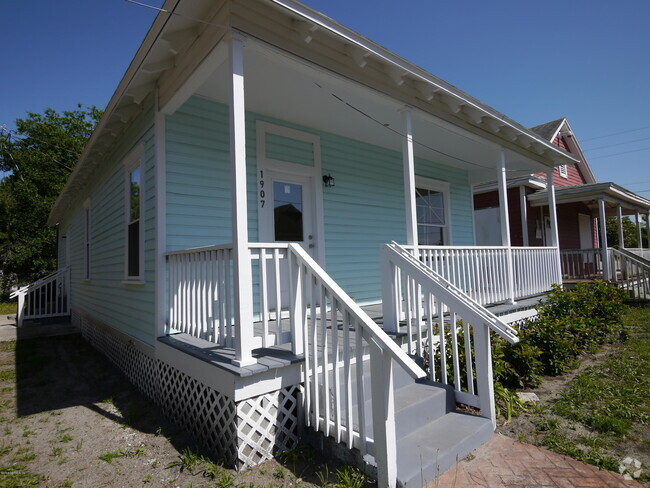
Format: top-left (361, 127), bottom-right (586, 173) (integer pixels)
top-left (18, 1), bottom-right (580, 486)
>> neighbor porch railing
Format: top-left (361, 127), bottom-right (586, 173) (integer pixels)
top-left (611, 248), bottom-right (650, 301)
top-left (10, 267), bottom-right (71, 327)
top-left (381, 242), bottom-right (518, 423)
top-left (560, 248), bottom-right (605, 280)
top-left (408, 245), bottom-right (560, 306)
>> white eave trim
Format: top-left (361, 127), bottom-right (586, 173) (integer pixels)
top-left (473, 176), bottom-right (547, 195)
top-left (269, 0), bottom-right (580, 165)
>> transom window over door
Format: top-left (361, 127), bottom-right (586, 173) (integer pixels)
top-left (415, 177), bottom-right (451, 246)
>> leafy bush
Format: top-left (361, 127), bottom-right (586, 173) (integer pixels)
top-left (493, 281), bottom-right (627, 390)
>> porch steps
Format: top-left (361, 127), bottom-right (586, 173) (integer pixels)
top-left (346, 362), bottom-right (493, 487)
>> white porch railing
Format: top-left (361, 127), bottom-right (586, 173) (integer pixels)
top-left (167, 243), bottom-right (426, 488)
top-left (10, 267), bottom-right (71, 327)
top-left (410, 245), bottom-right (560, 306)
top-left (628, 248), bottom-right (650, 262)
top-left (612, 248), bottom-right (650, 301)
top-left (381, 243), bottom-right (518, 423)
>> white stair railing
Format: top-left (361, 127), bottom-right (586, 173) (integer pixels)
top-left (381, 243), bottom-right (518, 425)
top-left (410, 245), bottom-right (559, 305)
top-left (287, 243), bottom-right (425, 488)
top-left (611, 248), bottom-right (650, 300)
top-left (10, 267), bottom-right (71, 327)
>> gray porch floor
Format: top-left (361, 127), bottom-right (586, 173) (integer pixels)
top-left (160, 294), bottom-right (545, 377)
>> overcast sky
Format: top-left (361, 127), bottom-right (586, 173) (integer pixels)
top-left (2, 0), bottom-right (649, 194)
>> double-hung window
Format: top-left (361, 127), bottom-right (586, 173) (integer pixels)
top-left (125, 148), bottom-right (144, 281)
top-left (415, 177), bottom-right (451, 246)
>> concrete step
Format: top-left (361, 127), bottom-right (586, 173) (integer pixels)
top-left (357, 379), bottom-right (454, 439)
top-left (394, 412), bottom-right (494, 488)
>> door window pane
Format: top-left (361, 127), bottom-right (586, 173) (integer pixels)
top-left (274, 181), bottom-right (303, 241)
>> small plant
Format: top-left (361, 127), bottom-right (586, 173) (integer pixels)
top-left (51, 446), bottom-right (64, 457)
top-left (75, 440), bottom-right (83, 452)
top-left (334, 465), bottom-right (368, 488)
top-left (98, 447), bottom-right (146, 463)
top-left (143, 474), bottom-right (153, 484)
top-left (315, 466), bottom-right (330, 488)
top-left (166, 447), bottom-right (205, 474)
top-left (203, 460), bottom-right (224, 480)
top-left (273, 466), bottom-right (286, 479)
top-left (59, 434), bottom-right (73, 443)
top-left (60, 478), bottom-right (73, 487)
top-left (217, 471), bottom-right (235, 488)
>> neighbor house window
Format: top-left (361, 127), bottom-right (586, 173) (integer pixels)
top-left (126, 160), bottom-right (143, 280)
top-left (84, 200), bottom-right (91, 280)
top-left (415, 177), bottom-right (451, 246)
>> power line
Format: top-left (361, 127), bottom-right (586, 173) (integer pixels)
top-left (584, 135), bottom-right (650, 152)
top-left (619, 180), bottom-right (650, 187)
top-left (124, 0), bottom-right (230, 29)
top-left (582, 125), bottom-right (650, 142)
top-left (588, 146), bottom-right (650, 161)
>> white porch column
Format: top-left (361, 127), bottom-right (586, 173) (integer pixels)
top-left (497, 151), bottom-right (515, 303)
top-left (519, 186), bottom-right (529, 247)
top-left (546, 170), bottom-right (562, 283)
top-left (598, 199), bottom-right (610, 280)
top-left (154, 91), bottom-right (167, 338)
top-left (229, 35), bottom-right (255, 366)
top-left (401, 108), bottom-right (418, 254)
top-left (647, 212), bottom-right (650, 249)
top-left (636, 211), bottom-right (643, 248)
top-left (617, 205), bottom-right (625, 249)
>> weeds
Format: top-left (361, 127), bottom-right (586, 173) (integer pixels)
top-left (334, 465), bottom-right (368, 488)
top-left (166, 447), bottom-right (206, 475)
top-left (98, 447), bottom-right (146, 463)
top-left (0, 463), bottom-right (42, 486)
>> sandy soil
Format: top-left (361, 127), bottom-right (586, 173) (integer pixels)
top-left (0, 332), bottom-right (357, 488)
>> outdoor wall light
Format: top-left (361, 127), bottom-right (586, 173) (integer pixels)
top-left (322, 174), bottom-right (335, 188)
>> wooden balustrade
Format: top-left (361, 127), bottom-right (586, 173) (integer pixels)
top-left (11, 267), bottom-right (70, 327)
top-left (381, 243), bottom-right (518, 425)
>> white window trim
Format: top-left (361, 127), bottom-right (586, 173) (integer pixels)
top-left (123, 145), bottom-right (145, 282)
top-left (415, 176), bottom-right (452, 245)
top-left (558, 164), bottom-right (568, 179)
top-left (83, 199), bottom-right (92, 282)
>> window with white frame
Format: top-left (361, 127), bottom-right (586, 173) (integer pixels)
top-left (415, 177), bottom-right (451, 246)
top-left (84, 200), bottom-right (91, 280)
top-left (558, 164), bottom-right (568, 178)
top-left (125, 157), bottom-right (143, 280)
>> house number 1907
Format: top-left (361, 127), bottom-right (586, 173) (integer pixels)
top-left (259, 170), bottom-right (265, 207)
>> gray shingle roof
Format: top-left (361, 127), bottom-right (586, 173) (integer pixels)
top-left (529, 118), bottom-right (565, 141)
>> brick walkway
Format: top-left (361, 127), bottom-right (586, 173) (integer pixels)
top-left (433, 434), bottom-right (645, 488)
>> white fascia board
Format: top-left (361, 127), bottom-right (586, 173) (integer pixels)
top-left (473, 177), bottom-right (547, 194)
top-left (560, 120), bottom-right (597, 184)
top-left (269, 0), bottom-right (579, 164)
top-left (527, 183), bottom-right (650, 211)
top-left (48, 0), bottom-right (181, 226)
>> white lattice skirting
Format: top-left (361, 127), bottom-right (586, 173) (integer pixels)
top-left (72, 309), bottom-right (299, 468)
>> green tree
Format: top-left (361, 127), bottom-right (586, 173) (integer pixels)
top-left (605, 216), bottom-right (640, 248)
top-left (0, 105), bottom-right (102, 290)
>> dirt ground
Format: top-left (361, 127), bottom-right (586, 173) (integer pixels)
top-left (0, 331), bottom-right (361, 488)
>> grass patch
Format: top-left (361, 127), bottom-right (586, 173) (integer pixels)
top-left (0, 464), bottom-right (42, 487)
top-left (0, 341), bottom-right (16, 353)
top-left (552, 307), bottom-right (650, 436)
top-left (0, 302), bottom-right (15, 315)
top-left (98, 446), bottom-right (146, 463)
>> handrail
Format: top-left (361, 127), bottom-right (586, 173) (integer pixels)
top-left (615, 247), bottom-right (650, 267)
top-left (386, 243), bottom-right (519, 343)
top-left (10, 267), bottom-right (71, 326)
top-left (288, 243), bottom-right (425, 380)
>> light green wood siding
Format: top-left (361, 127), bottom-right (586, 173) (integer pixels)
top-left (166, 96), bottom-right (474, 305)
top-left (58, 101), bottom-right (156, 345)
top-left (265, 133), bottom-right (314, 166)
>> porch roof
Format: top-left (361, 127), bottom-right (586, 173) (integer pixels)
top-left (527, 182), bottom-right (650, 215)
top-left (48, 0), bottom-right (579, 225)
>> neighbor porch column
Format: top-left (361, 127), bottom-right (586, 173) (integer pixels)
top-left (519, 186), bottom-right (529, 247)
top-left (497, 150), bottom-right (515, 303)
top-left (636, 211), bottom-right (643, 248)
top-left (401, 108), bottom-right (418, 254)
top-left (617, 205), bottom-right (625, 249)
top-left (598, 199), bottom-right (610, 280)
top-left (229, 34), bottom-right (255, 366)
top-left (647, 212), bottom-right (650, 249)
top-left (546, 170), bottom-right (562, 283)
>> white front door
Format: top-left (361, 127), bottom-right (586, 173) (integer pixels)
top-left (578, 213), bottom-right (593, 249)
top-left (261, 171), bottom-right (316, 256)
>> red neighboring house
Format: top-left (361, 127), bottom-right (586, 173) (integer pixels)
top-left (473, 118), bottom-right (650, 256)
